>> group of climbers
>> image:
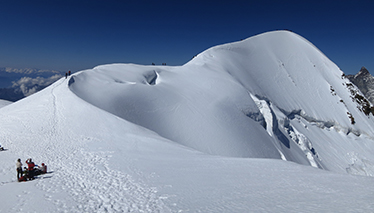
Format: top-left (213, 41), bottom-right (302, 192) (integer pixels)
top-left (65, 70), bottom-right (71, 79)
top-left (0, 146), bottom-right (48, 182)
top-left (16, 158), bottom-right (47, 182)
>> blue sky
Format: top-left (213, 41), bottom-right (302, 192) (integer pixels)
top-left (0, 0), bottom-right (373, 74)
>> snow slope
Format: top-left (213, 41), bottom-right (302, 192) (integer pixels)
top-left (0, 99), bottom-right (12, 108)
top-left (70, 31), bottom-right (374, 173)
top-left (1, 30), bottom-right (374, 212)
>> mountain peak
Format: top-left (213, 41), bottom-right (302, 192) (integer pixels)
top-left (353, 66), bottom-right (372, 81)
top-left (357, 66), bottom-right (370, 77)
top-left (346, 67), bottom-right (374, 105)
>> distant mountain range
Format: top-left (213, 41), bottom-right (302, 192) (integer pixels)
top-left (1, 65), bottom-right (374, 107)
top-left (0, 67), bottom-right (64, 101)
top-left (347, 67), bottom-right (374, 105)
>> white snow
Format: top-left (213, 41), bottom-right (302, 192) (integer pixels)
top-left (0, 99), bottom-right (12, 108)
top-left (1, 30), bottom-right (374, 212)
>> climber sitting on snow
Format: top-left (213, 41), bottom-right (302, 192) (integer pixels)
top-left (34, 163), bottom-right (47, 175)
top-left (18, 159), bottom-right (48, 181)
top-left (0, 143), bottom-right (4, 151)
top-left (19, 167), bottom-right (29, 182)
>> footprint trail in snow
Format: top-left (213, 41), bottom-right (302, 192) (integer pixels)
top-left (1, 78), bottom-right (170, 212)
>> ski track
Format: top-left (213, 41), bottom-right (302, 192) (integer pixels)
top-left (2, 78), bottom-right (169, 212)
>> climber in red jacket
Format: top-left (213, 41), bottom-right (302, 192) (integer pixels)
top-left (25, 158), bottom-right (35, 180)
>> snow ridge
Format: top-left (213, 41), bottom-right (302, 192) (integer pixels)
top-left (2, 30), bottom-right (374, 212)
top-left (67, 30), bottom-right (374, 174)
top-left (0, 78), bottom-right (170, 212)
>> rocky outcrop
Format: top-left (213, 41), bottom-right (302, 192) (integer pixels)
top-left (347, 67), bottom-right (374, 105)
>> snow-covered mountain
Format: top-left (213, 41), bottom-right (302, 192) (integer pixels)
top-left (347, 66), bottom-right (374, 105)
top-left (70, 30), bottom-right (374, 174)
top-left (1, 30), bottom-right (374, 212)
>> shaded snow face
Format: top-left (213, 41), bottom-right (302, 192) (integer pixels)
top-left (69, 31), bottom-right (374, 174)
top-left (0, 99), bottom-right (12, 108)
top-left (69, 64), bottom-right (282, 159)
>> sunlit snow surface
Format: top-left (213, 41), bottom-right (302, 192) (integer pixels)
top-left (1, 31), bottom-right (374, 212)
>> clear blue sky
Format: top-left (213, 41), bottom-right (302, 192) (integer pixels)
top-left (0, 0), bottom-right (373, 74)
